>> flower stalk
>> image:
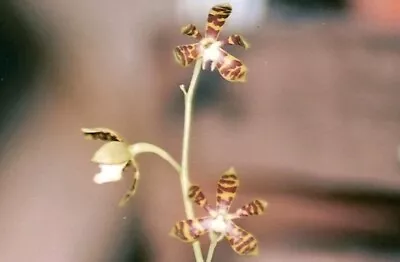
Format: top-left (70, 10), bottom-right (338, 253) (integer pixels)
top-left (206, 233), bottom-right (224, 262)
top-left (179, 59), bottom-right (204, 262)
top-left (128, 142), bottom-right (181, 173)
top-left (206, 242), bottom-right (217, 262)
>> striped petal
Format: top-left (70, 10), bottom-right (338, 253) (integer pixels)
top-left (205, 3), bottom-right (232, 39)
top-left (82, 127), bottom-right (124, 142)
top-left (173, 43), bottom-right (200, 67)
top-left (222, 34), bottom-right (250, 49)
top-left (216, 167), bottom-right (239, 212)
top-left (225, 222), bottom-right (259, 256)
top-left (169, 217), bottom-right (212, 243)
top-left (181, 24), bottom-right (202, 40)
top-left (188, 185), bottom-right (213, 212)
top-left (216, 49), bottom-right (248, 82)
top-left (234, 200), bottom-right (268, 218)
top-left (118, 165), bottom-right (140, 207)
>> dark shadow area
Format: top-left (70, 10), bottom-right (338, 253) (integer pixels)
top-left (269, 0), bottom-right (348, 18)
top-left (0, 1), bottom-right (46, 148)
top-left (112, 217), bottom-right (153, 262)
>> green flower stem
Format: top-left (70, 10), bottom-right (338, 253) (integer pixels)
top-left (206, 233), bottom-right (223, 262)
top-left (129, 142), bottom-right (181, 173)
top-left (180, 59), bottom-right (204, 262)
top-left (206, 240), bottom-right (218, 262)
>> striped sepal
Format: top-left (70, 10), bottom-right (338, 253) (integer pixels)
top-left (173, 44), bottom-right (200, 67)
top-left (81, 127), bottom-right (124, 142)
top-left (169, 217), bottom-right (211, 243)
top-left (118, 166), bottom-right (140, 207)
top-left (234, 200), bottom-right (267, 218)
top-left (223, 34), bottom-right (249, 49)
top-left (216, 167), bottom-right (239, 212)
top-left (181, 24), bottom-right (202, 40)
top-left (216, 49), bottom-right (248, 82)
top-left (226, 222), bottom-right (259, 256)
top-left (205, 3), bottom-right (232, 39)
top-left (188, 185), bottom-right (213, 212)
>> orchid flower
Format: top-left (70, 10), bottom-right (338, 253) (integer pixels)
top-left (174, 3), bottom-right (249, 82)
top-left (82, 128), bottom-right (140, 206)
top-left (170, 168), bottom-right (267, 256)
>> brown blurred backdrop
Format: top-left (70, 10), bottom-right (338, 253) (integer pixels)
top-left (0, 0), bottom-right (400, 262)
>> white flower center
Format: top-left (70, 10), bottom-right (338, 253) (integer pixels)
top-left (210, 214), bottom-right (228, 234)
top-left (200, 38), bottom-right (222, 71)
top-left (203, 43), bottom-right (221, 62)
top-left (93, 162), bottom-right (126, 184)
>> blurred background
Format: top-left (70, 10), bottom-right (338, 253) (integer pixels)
top-left (1, 0), bottom-right (400, 261)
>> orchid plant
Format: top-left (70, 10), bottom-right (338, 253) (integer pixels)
top-left (82, 3), bottom-right (267, 262)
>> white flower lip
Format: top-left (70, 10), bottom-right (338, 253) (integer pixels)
top-left (200, 39), bottom-right (222, 71)
top-left (93, 162), bottom-right (127, 184)
top-left (210, 214), bottom-right (228, 234)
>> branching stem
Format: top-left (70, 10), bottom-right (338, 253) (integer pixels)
top-left (129, 142), bottom-right (181, 173)
top-left (180, 59), bottom-right (204, 262)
